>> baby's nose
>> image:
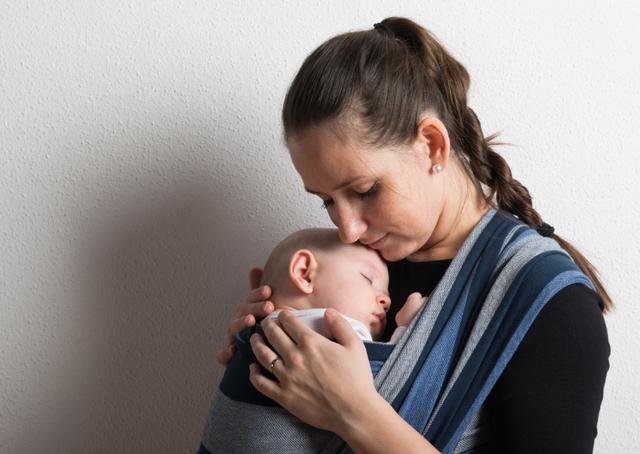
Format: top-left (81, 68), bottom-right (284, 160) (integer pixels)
top-left (378, 293), bottom-right (391, 312)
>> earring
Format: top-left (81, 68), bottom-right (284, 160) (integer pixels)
top-left (433, 164), bottom-right (443, 174)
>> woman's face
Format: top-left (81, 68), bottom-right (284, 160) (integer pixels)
top-left (288, 122), bottom-right (447, 262)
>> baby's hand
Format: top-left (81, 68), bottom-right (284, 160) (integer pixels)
top-left (395, 292), bottom-right (427, 327)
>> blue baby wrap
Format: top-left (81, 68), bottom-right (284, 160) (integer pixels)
top-left (199, 209), bottom-right (598, 453)
top-left (218, 324), bottom-right (394, 408)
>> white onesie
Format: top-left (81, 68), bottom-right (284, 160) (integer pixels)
top-left (265, 308), bottom-right (407, 344)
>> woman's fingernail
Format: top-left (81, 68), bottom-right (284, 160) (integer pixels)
top-left (264, 301), bottom-right (273, 312)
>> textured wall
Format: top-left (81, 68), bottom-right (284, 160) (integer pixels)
top-left (1, 1), bottom-right (638, 452)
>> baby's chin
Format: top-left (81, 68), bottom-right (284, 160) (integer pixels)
top-left (370, 324), bottom-right (386, 341)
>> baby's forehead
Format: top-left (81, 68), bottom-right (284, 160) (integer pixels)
top-left (329, 242), bottom-right (388, 272)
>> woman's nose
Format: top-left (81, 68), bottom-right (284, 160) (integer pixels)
top-left (335, 205), bottom-right (367, 244)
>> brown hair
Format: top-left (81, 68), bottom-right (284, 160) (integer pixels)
top-left (281, 17), bottom-right (612, 311)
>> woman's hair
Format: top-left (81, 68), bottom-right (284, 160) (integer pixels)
top-left (281, 17), bottom-right (612, 311)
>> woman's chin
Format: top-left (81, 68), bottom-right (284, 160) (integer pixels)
top-left (379, 248), bottom-right (402, 262)
top-left (378, 242), bottom-right (411, 262)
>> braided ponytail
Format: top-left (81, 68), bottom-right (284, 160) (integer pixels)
top-left (404, 20), bottom-right (613, 311)
top-left (281, 16), bottom-right (612, 311)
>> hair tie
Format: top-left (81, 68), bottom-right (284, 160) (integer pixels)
top-left (373, 22), bottom-right (394, 37)
top-left (537, 222), bottom-right (555, 237)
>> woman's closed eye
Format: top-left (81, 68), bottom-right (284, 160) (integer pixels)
top-left (319, 183), bottom-right (378, 210)
top-left (356, 182), bottom-right (378, 200)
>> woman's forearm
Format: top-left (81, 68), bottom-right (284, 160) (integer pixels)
top-left (338, 394), bottom-right (440, 454)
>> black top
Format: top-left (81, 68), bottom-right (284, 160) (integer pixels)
top-left (384, 258), bottom-right (610, 453)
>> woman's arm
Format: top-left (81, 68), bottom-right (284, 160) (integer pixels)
top-left (339, 395), bottom-right (439, 454)
top-left (249, 308), bottom-right (440, 454)
top-left (486, 284), bottom-right (610, 452)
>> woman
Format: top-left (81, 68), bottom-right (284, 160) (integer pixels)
top-left (213, 17), bottom-right (610, 453)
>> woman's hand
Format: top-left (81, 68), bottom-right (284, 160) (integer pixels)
top-left (215, 267), bottom-right (276, 366)
top-left (248, 308), bottom-right (380, 436)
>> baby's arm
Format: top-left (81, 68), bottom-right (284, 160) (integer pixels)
top-left (389, 292), bottom-right (427, 344)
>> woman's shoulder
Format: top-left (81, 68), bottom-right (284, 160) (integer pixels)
top-left (531, 284), bottom-right (608, 342)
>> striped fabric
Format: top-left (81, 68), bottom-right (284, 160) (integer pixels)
top-left (199, 328), bottom-right (393, 453)
top-left (199, 208), bottom-right (597, 453)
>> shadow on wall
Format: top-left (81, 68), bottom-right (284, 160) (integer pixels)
top-left (26, 158), bottom-right (265, 453)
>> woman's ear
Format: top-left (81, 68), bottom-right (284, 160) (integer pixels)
top-left (289, 249), bottom-right (318, 294)
top-left (415, 116), bottom-right (451, 172)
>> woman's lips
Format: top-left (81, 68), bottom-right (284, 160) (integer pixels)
top-left (366, 234), bottom-right (388, 250)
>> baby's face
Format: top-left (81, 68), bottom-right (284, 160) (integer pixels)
top-left (313, 243), bottom-right (390, 340)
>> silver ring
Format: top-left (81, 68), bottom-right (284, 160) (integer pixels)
top-left (269, 356), bottom-right (281, 373)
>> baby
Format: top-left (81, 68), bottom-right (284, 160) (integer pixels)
top-left (197, 228), bottom-right (426, 454)
top-left (258, 227), bottom-right (425, 343)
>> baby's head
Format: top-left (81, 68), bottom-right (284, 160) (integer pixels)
top-left (261, 228), bottom-right (391, 340)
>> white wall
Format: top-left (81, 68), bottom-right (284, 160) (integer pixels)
top-left (1, 1), bottom-right (638, 452)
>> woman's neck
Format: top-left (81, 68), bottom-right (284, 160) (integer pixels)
top-left (408, 166), bottom-right (491, 263)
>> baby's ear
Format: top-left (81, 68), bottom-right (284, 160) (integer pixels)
top-left (289, 249), bottom-right (318, 294)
